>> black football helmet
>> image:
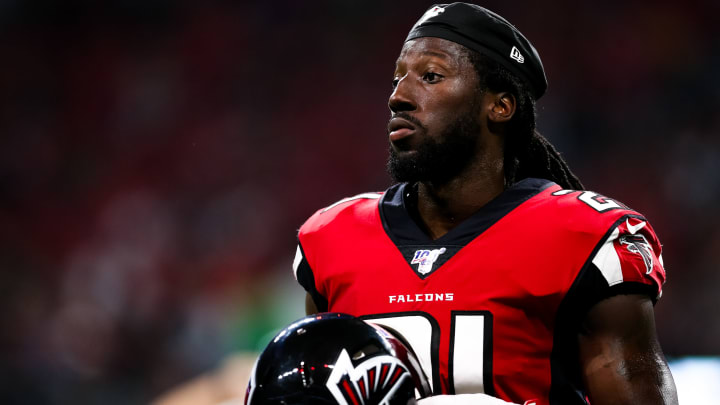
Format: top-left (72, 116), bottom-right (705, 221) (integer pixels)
top-left (245, 313), bottom-right (431, 405)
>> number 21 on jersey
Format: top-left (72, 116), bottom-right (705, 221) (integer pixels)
top-left (362, 311), bottom-right (493, 395)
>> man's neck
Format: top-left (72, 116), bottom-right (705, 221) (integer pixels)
top-left (414, 161), bottom-right (505, 240)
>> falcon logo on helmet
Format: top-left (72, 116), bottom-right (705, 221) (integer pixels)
top-left (327, 349), bottom-right (412, 405)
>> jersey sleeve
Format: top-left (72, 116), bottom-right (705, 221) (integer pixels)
top-left (552, 213), bottom-right (668, 364)
top-left (292, 242), bottom-right (328, 312)
top-left (582, 215), bottom-right (666, 309)
top-left (292, 192), bottom-right (383, 314)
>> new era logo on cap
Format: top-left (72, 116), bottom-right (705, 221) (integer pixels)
top-left (510, 46), bottom-right (524, 63)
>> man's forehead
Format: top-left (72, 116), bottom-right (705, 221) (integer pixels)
top-left (396, 37), bottom-right (467, 64)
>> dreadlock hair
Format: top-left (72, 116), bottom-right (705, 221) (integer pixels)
top-left (464, 49), bottom-right (584, 191)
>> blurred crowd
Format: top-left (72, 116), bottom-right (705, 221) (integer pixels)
top-left (1, 1), bottom-right (718, 404)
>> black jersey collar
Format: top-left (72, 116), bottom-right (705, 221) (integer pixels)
top-left (379, 178), bottom-right (555, 246)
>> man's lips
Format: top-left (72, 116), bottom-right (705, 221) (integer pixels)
top-left (387, 117), bottom-right (417, 142)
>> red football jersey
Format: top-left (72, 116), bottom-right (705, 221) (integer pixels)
top-left (294, 178), bottom-right (666, 405)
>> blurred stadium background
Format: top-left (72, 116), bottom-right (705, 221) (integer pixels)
top-left (1, 1), bottom-right (718, 404)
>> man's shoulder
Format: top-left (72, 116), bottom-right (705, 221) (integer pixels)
top-left (298, 191), bottom-right (385, 236)
top-left (537, 186), bottom-right (640, 215)
top-left (529, 185), bottom-right (652, 237)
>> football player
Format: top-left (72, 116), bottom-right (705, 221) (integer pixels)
top-left (293, 3), bottom-right (678, 405)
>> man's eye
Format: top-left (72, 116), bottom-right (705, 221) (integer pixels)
top-left (391, 78), bottom-right (399, 89)
top-left (423, 72), bottom-right (442, 83)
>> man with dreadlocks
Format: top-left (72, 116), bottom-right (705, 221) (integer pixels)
top-left (292, 3), bottom-right (677, 405)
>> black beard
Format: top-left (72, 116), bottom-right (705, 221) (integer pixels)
top-left (386, 111), bottom-right (481, 186)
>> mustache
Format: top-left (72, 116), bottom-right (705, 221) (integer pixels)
top-left (387, 113), bottom-right (427, 134)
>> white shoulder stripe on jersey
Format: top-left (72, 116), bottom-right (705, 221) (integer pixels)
top-left (292, 245), bottom-right (303, 281)
top-left (592, 227), bottom-right (623, 286)
top-left (321, 192), bottom-right (381, 213)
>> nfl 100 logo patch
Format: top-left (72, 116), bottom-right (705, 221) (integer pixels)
top-left (410, 248), bottom-right (446, 275)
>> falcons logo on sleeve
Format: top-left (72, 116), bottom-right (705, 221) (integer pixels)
top-left (619, 234), bottom-right (654, 274)
top-left (326, 349), bottom-right (412, 405)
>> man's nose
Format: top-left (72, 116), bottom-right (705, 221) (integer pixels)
top-left (388, 75), bottom-right (417, 113)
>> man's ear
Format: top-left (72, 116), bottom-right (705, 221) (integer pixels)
top-left (487, 92), bottom-right (516, 123)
